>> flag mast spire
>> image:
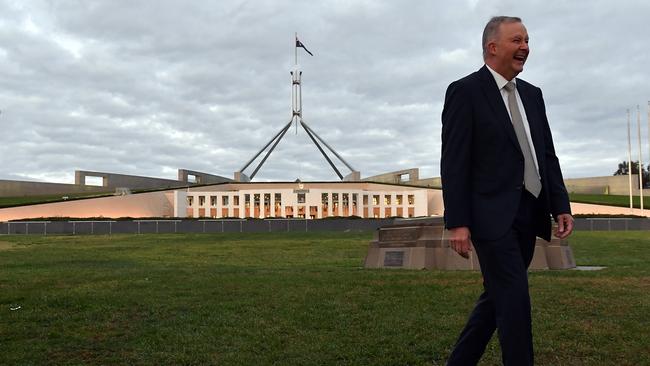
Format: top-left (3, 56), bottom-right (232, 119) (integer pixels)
top-left (234, 34), bottom-right (360, 182)
top-left (292, 33), bottom-right (301, 134)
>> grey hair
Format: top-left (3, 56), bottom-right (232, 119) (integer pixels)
top-left (482, 16), bottom-right (522, 59)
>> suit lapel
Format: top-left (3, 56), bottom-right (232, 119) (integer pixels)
top-left (477, 66), bottom-right (521, 154)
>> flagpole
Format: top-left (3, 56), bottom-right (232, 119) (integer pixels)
top-left (628, 109), bottom-right (633, 209)
top-left (638, 104), bottom-right (644, 212)
top-left (293, 32), bottom-right (300, 135)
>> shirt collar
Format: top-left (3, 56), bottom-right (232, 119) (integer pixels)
top-left (485, 64), bottom-right (515, 91)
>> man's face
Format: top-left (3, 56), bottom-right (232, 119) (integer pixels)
top-left (489, 22), bottom-right (529, 80)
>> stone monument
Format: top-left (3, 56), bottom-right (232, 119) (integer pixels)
top-left (364, 218), bottom-right (575, 270)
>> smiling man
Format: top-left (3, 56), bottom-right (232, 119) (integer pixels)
top-left (441, 16), bottom-right (574, 365)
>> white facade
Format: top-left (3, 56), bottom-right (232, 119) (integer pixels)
top-left (174, 182), bottom-right (431, 219)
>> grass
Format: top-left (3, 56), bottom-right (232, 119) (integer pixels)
top-left (0, 231), bottom-right (648, 365)
top-left (569, 192), bottom-right (650, 209)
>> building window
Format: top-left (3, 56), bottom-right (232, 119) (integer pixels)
top-left (275, 193), bottom-right (282, 209)
top-left (372, 195), bottom-right (379, 205)
top-left (396, 195), bottom-right (403, 205)
top-left (363, 195), bottom-right (368, 205)
top-left (352, 193), bottom-right (358, 206)
top-left (187, 196), bottom-right (194, 206)
top-left (210, 196), bottom-right (217, 206)
top-left (254, 194), bottom-right (260, 208)
top-left (198, 196), bottom-right (205, 206)
top-left (222, 196), bottom-right (229, 205)
top-left (321, 193), bottom-right (328, 212)
top-left (310, 206), bottom-right (318, 218)
top-left (408, 194), bottom-right (415, 205)
top-left (233, 195), bottom-right (240, 205)
top-left (384, 195), bottom-right (391, 205)
top-left (245, 194), bottom-right (250, 208)
top-left (264, 193), bottom-right (271, 206)
top-left (342, 193), bottom-right (349, 207)
top-left (297, 193), bottom-right (306, 204)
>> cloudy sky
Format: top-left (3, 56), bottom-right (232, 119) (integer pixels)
top-left (1, 0), bottom-right (649, 184)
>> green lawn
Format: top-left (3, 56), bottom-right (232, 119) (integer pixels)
top-left (569, 192), bottom-right (650, 209)
top-left (1, 232), bottom-right (648, 365)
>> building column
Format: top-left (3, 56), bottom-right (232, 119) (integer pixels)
top-left (270, 193), bottom-right (275, 218)
top-left (173, 190), bottom-right (187, 218)
top-left (239, 194), bottom-right (244, 219)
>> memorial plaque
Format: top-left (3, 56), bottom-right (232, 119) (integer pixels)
top-left (383, 251), bottom-right (405, 267)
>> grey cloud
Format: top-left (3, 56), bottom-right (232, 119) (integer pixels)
top-left (1, 0), bottom-right (650, 185)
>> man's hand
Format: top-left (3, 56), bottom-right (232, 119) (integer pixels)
top-left (448, 226), bottom-right (472, 259)
top-left (554, 213), bottom-right (574, 239)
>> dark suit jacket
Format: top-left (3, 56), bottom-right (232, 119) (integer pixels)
top-left (441, 65), bottom-right (571, 242)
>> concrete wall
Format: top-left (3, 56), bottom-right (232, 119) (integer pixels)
top-left (427, 189), bottom-right (444, 215)
top-left (1, 169), bottom-right (232, 198)
top-left (563, 174), bottom-right (647, 195)
top-left (569, 202), bottom-right (650, 217)
top-left (75, 170), bottom-right (186, 190)
top-left (402, 170), bottom-right (648, 196)
top-left (363, 168), bottom-right (420, 184)
top-left (415, 177), bottom-right (442, 188)
top-left (0, 191), bottom-right (174, 221)
top-left (0, 180), bottom-right (110, 197)
top-left (177, 169), bottom-right (232, 184)
top-left (366, 168), bottom-right (650, 196)
top-left (427, 174), bottom-right (646, 195)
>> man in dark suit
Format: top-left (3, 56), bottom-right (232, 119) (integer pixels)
top-left (441, 16), bottom-right (574, 365)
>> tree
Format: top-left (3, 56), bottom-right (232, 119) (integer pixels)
top-left (614, 161), bottom-right (649, 188)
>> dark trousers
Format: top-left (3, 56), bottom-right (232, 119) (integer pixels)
top-left (447, 191), bottom-right (538, 366)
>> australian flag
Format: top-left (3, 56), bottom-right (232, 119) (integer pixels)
top-left (296, 38), bottom-right (313, 56)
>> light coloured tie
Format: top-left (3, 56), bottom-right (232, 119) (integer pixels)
top-left (504, 81), bottom-right (542, 198)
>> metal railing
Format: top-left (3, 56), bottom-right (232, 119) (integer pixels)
top-left (1, 218), bottom-right (648, 236)
top-left (0, 218), bottom-right (395, 235)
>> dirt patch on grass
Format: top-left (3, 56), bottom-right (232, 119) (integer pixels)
top-left (0, 241), bottom-right (17, 251)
